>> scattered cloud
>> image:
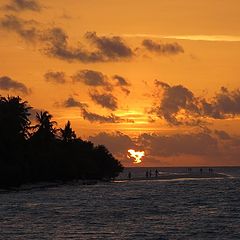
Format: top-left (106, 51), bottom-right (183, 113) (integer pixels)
top-left (61, 96), bottom-right (88, 108)
top-left (0, 14), bottom-right (39, 42)
top-left (85, 31), bottom-right (134, 60)
top-left (3, 0), bottom-right (42, 12)
top-left (81, 109), bottom-right (126, 123)
top-left (59, 96), bottom-right (133, 124)
top-left (201, 87), bottom-right (240, 119)
top-left (44, 71), bottom-right (66, 84)
top-left (0, 76), bottom-right (30, 94)
top-left (72, 69), bottom-right (111, 90)
top-left (150, 80), bottom-right (200, 126)
top-left (113, 75), bottom-right (130, 86)
top-left (89, 91), bottom-right (118, 111)
top-left (112, 75), bottom-right (131, 95)
top-left (42, 29), bottom-right (134, 63)
top-left (120, 87), bottom-right (130, 96)
top-left (142, 39), bottom-right (184, 55)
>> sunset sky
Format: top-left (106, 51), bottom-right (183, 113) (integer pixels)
top-left (1, 0), bottom-right (240, 166)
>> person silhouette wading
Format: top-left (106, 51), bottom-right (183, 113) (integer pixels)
top-left (146, 170), bottom-right (149, 178)
top-left (155, 169), bottom-right (158, 178)
top-left (128, 172), bottom-right (131, 179)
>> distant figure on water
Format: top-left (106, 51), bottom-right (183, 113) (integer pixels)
top-left (128, 172), bottom-right (131, 179)
top-left (200, 168), bottom-right (203, 175)
top-left (149, 170), bottom-right (152, 178)
top-left (146, 170), bottom-right (149, 178)
top-left (155, 169), bottom-right (158, 178)
top-left (208, 168), bottom-right (214, 174)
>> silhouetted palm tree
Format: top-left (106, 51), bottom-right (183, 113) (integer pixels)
top-left (33, 111), bottom-right (57, 142)
top-left (60, 121), bottom-right (76, 143)
top-left (0, 96), bottom-right (31, 141)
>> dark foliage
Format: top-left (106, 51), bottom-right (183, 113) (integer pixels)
top-left (0, 96), bottom-right (123, 188)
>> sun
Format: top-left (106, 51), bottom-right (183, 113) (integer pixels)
top-left (127, 149), bottom-right (145, 164)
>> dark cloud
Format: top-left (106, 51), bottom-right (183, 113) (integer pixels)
top-left (112, 75), bottom-right (131, 95)
top-left (4, 0), bottom-right (41, 12)
top-left (150, 80), bottom-right (200, 126)
top-left (0, 76), bottom-right (30, 94)
top-left (81, 109), bottom-right (128, 123)
top-left (89, 131), bottom-right (136, 156)
top-left (72, 69), bottom-right (111, 89)
top-left (142, 39), bottom-right (184, 55)
top-left (61, 97), bottom-right (88, 108)
top-left (85, 31), bottom-right (133, 60)
top-left (0, 14), bottom-right (39, 42)
top-left (151, 81), bottom-right (240, 126)
top-left (113, 75), bottom-right (130, 86)
top-left (44, 71), bottom-right (66, 84)
top-left (42, 28), bottom-right (102, 63)
top-left (89, 91), bottom-right (118, 111)
top-left (201, 87), bottom-right (240, 119)
top-left (154, 80), bottom-right (170, 89)
top-left (72, 70), bottom-right (130, 95)
top-left (120, 87), bottom-right (130, 96)
top-left (42, 29), bottom-right (134, 63)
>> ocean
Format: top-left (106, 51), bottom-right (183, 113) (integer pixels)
top-left (0, 167), bottom-right (240, 240)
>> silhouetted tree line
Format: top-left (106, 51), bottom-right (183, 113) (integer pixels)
top-left (0, 96), bottom-right (123, 188)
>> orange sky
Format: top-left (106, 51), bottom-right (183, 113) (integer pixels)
top-left (1, 0), bottom-right (240, 166)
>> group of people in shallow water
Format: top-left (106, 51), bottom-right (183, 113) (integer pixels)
top-left (146, 169), bottom-right (159, 178)
top-left (128, 169), bottom-right (159, 179)
top-left (187, 168), bottom-right (214, 174)
top-left (128, 168), bottom-right (215, 179)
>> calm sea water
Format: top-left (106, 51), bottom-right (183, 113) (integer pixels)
top-left (1, 167), bottom-right (240, 240)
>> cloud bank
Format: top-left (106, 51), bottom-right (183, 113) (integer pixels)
top-left (89, 130), bottom-right (240, 166)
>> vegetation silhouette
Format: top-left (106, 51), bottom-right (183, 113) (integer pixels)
top-left (0, 96), bottom-right (123, 188)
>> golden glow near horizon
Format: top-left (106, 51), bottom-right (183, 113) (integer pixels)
top-left (127, 149), bottom-right (145, 164)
